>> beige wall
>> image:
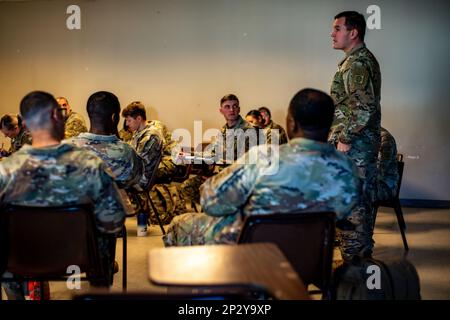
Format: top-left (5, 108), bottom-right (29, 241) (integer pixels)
top-left (1, 0), bottom-right (449, 200)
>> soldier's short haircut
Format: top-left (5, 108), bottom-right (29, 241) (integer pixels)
top-left (220, 94), bottom-right (239, 105)
top-left (246, 109), bottom-right (262, 119)
top-left (56, 96), bottom-right (68, 104)
top-left (258, 106), bottom-right (271, 118)
top-left (0, 114), bottom-right (22, 131)
top-left (289, 88), bottom-right (334, 131)
top-left (87, 91), bottom-right (120, 121)
top-left (122, 101), bottom-right (147, 120)
top-left (334, 11), bottom-right (366, 42)
top-left (20, 91), bottom-right (59, 131)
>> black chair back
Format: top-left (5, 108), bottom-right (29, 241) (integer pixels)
top-left (237, 212), bottom-right (336, 298)
top-left (0, 204), bottom-right (105, 281)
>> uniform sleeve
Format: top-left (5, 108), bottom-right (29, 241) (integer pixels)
top-left (200, 148), bottom-right (260, 217)
top-left (123, 150), bottom-right (145, 190)
top-left (92, 162), bottom-right (126, 234)
top-left (65, 115), bottom-right (88, 139)
top-left (136, 134), bottom-right (162, 190)
top-left (339, 60), bottom-right (378, 144)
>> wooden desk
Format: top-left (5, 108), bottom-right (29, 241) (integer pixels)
top-left (148, 243), bottom-right (310, 300)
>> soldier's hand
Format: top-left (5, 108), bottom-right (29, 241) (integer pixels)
top-left (337, 142), bottom-right (351, 153)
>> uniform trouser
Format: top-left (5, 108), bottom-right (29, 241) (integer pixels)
top-left (338, 146), bottom-right (378, 263)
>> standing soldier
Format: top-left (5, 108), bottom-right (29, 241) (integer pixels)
top-left (56, 96), bottom-right (88, 138)
top-left (329, 11), bottom-right (381, 262)
top-left (0, 114), bottom-right (32, 156)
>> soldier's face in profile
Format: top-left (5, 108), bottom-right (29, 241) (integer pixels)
top-left (125, 116), bottom-right (141, 133)
top-left (245, 115), bottom-right (263, 128)
top-left (331, 17), bottom-right (352, 51)
top-left (220, 100), bottom-right (240, 122)
top-left (52, 107), bottom-right (66, 141)
top-left (1, 127), bottom-right (19, 139)
top-left (56, 98), bottom-right (71, 118)
top-left (260, 110), bottom-right (270, 126)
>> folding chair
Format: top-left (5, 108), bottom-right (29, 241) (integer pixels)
top-left (0, 204), bottom-right (127, 299)
top-left (126, 140), bottom-right (166, 235)
top-left (373, 153), bottom-right (408, 251)
top-left (237, 212), bottom-right (336, 299)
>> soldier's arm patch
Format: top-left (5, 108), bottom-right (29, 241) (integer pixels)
top-left (347, 61), bottom-right (370, 92)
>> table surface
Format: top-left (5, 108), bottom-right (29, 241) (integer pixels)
top-left (148, 243), bottom-right (310, 300)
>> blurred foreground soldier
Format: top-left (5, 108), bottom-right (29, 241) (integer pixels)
top-left (258, 106), bottom-right (288, 145)
top-left (328, 11), bottom-right (381, 261)
top-left (0, 91), bottom-right (126, 299)
top-left (66, 91), bottom-right (145, 191)
top-left (164, 88), bottom-right (360, 250)
top-left (56, 96), bottom-right (88, 138)
top-left (0, 114), bottom-right (32, 156)
top-left (377, 127), bottom-right (399, 202)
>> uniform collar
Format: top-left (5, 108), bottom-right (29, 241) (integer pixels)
top-left (338, 43), bottom-right (366, 66)
top-left (289, 137), bottom-right (335, 152)
top-left (78, 132), bottom-right (119, 142)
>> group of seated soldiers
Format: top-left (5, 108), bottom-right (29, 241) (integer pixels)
top-left (0, 89), bottom-right (399, 299)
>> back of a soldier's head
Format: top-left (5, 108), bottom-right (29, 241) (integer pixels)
top-left (87, 91), bottom-right (121, 128)
top-left (20, 91), bottom-right (65, 140)
top-left (122, 101), bottom-right (147, 121)
top-left (287, 88), bottom-right (335, 141)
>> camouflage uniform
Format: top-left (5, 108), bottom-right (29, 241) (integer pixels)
top-left (147, 120), bottom-right (177, 180)
top-left (128, 123), bottom-right (164, 224)
top-left (119, 128), bottom-right (133, 144)
top-left (180, 116), bottom-right (255, 211)
top-left (263, 120), bottom-right (288, 145)
top-left (328, 43), bottom-right (381, 261)
top-left (2, 127), bottom-right (32, 156)
top-left (377, 128), bottom-right (399, 201)
top-left (0, 144), bottom-right (126, 298)
top-left (64, 111), bottom-right (88, 138)
top-left (144, 120), bottom-right (188, 224)
top-left (66, 132), bottom-right (145, 190)
top-left (163, 137), bottom-right (361, 248)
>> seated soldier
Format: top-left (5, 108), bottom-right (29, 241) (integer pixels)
top-left (0, 114), bottom-right (32, 157)
top-left (121, 101), bottom-right (164, 227)
top-left (119, 121), bottom-right (133, 144)
top-left (258, 106), bottom-right (289, 145)
top-left (56, 96), bottom-right (88, 138)
top-left (377, 127), bottom-right (400, 202)
top-left (178, 94), bottom-right (255, 211)
top-left (0, 91), bottom-right (126, 299)
top-left (245, 110), bottom-right (265, 129)
top-left (164, 88), bottom-right (361, 256)
top-left (66, 91), bottom-right (145, 191)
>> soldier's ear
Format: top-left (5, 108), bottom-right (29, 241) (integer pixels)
top-left (349, 28), bottom-right (359, 40)
top-left (286, 112), bottom-right (297, 137)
